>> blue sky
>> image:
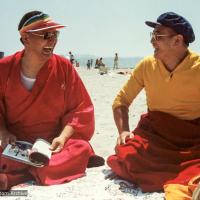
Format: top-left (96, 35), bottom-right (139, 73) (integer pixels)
top-left (1, 0), bottom-right (200, 57)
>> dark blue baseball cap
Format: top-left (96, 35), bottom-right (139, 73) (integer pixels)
top-left (145, 12), bottom-right (195, 44)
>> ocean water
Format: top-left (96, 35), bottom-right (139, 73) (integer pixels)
top-left (72, 56), bottom-right (143, 69)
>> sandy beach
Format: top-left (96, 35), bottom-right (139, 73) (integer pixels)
top-left (4, 68), bottom-right (165, 200)
top-left (76, 67), bottom-right (147, 157)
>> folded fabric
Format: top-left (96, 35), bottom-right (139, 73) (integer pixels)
top-left (107, 111), bottom-right (200, 192)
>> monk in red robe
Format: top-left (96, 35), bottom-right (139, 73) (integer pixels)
top-left (0, 10), bottom-right (100, 190)
top-left (107, 12), bottom-right (200, 199)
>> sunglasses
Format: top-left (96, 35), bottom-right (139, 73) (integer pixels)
top-left (150, 32), bottom-right (176, 41)
top-left (30, 31), bottom-right (60, 40)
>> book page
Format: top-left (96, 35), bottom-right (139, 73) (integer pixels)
top-left (2, 141), bottom-right (44, 167)
top-left (29, 138), bottom-right (52, 165)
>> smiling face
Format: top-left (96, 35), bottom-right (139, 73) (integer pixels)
top-left (22, 29), bottom-right (59, 59)
top-left (150, 25), bottom-right (178, 61)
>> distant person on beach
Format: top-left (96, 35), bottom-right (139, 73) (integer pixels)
top-left (95, 58), bottom-right (99, 68)
top-left (87, 60), bottom-right (91, 70)
top-left (98, 57), bottom-right (107, 75)
top-left (113, 53), bottom-right (119, 69)
top-left (69, 51), bottom-right (74, 64)
top-left (75, 60), bottom-right (80, 67)
top-left (99, 57), bottom-right (105, 67)
top-left (0, 52), bottom-right (4, 59)
top-left (0, 10), bottom-right (104, 190)
top-left (90, 59), bottom-right (93, 68)
top-left (107, 12), bottom-right (200, 199)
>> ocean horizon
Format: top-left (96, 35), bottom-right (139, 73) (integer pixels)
top-left (1, 52), bottom-right (143, 69)
top-left (64, 55), bottom-right (143, 69)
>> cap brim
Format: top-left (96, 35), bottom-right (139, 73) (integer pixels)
top-left (26, 22), bottom-right (65, 33)
top-left (145, 21), bottom-right (161, 28)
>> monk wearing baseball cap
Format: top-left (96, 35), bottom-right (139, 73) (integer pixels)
top-left (107, 12), bottom-right (200, 200)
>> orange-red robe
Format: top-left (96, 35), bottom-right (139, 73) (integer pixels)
top-left (0, 51), bottom-right (95, 185)
top-left (107, 111), bottom-right (200, 193)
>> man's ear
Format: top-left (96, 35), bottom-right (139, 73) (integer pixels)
top-left (21, 33), bottom-right (29, 45)
top-left (174, 34), bottom-right (184, 46)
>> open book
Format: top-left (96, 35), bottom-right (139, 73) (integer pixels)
top-left (2, 138), bottom-right (52, 167)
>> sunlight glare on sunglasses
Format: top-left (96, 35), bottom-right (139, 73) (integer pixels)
top-left (30, 31), bottom-right (60, 40)
top-left (150, 32), bottom-right (176, 41)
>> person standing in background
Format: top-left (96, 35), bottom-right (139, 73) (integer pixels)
top-left (113, 53), bottom-right (119, 69)
top-left (90, 59), bottom-right (93, 68)
top-left (69, 51), bottom-right (74, 65)
top-left (0, 52), bottom-right (4, 59)
top-left (87, 60), bottom-right (91, 70)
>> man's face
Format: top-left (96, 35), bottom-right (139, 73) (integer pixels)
top-left (24, 30), bottom-right (59, 58)
top-left (150, 25), bottom-right (177, 60)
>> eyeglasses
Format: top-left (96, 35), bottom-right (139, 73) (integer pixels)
top-left (150, 32), bottom-right (176, 41)
top-left (30, 31), bottom-right (60, 40)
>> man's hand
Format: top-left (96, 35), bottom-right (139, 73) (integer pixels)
top-left (50, 125), bottom-right (74, 153)
top-left (0, 130), bottom-right (16, 149)
top-left (116, 131), bottom-right (134, 145)
top-left (49, 135), bottom-right (66, 153)
top-left (115, 131), bottom-right (134, 154)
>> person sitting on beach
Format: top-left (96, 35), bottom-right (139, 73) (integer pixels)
top-left (107, 12), bottom-right (200, 200)
top-left (0, 10), bottom-right (104, 190)
top-left (95, 58), bottom-right (99, 69)
top-left (98, 57), bottom-right (107, 75)
top-left (75, 60), bottom-right (80, 67)
top-left (98, 57), bottom-right (105, 67)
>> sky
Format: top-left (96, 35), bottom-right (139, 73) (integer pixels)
top-left (1, 0), bottom-right (200, 57)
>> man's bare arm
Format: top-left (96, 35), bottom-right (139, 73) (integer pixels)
top-left (113, 106), bottom-right (130, 134)
top-left (113, 106), bottom-right (134, 145)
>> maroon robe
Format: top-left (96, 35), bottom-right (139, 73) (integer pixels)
top-left (0, 51), bottom-right (95, 185)
top-left (107, 111), bottom-right (200, 192)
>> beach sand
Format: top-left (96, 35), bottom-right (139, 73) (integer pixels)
top-left (4, 68), bottom-right (165, 200)
top-left (77, 67), bottom-right (147, 157)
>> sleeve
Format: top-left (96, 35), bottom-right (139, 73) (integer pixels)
top-left (112, 59), bottom-right (145, 110)
top-left (61, 66), bottom-right (94, 141)
top-left (0, 73), bottom-right (6, 126)
top-left (0, 53), bottom-right (19, 129)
